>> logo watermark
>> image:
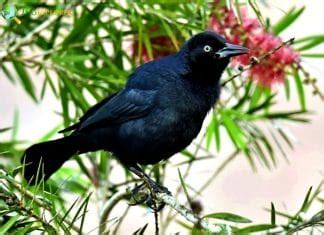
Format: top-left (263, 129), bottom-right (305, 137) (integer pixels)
top-left (0, 3), bottom-right (72, 24)
top-left (1, 3), bottom-right (21, 24)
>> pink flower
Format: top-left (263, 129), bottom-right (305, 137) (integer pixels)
top-left (209, 5), bottom-right (299, 87)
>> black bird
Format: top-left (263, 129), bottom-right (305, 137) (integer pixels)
top-left (22, 31), bottom-right (248, 190)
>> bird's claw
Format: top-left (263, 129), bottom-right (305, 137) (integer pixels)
top-left (129, 181), bottom-right (170, 212)
top-left (129, 183), bottom-right (150, 205)
top-left (147, 180), bottom-right (171, 195)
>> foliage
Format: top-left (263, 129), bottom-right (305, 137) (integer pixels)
top-left (0, 0), bottom-right (323, 234)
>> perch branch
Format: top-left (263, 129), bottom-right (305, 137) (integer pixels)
top-left (98, 187), bottom-right (222, 234)
top-left (157, 192), bottom-right (222, 233)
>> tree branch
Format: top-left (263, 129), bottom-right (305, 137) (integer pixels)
top-left (99, 190), bottom-right (129, 234)
top-left (98, 187), bottom-right (222, 234)
top-left (296, 62), bottom-right (324, 101)
top-left (0, 15), bottom-right (61, 62)
top-left (157, 192), bottom-right (222, 233)
top-left (221, 37), bottom-right (295, 86)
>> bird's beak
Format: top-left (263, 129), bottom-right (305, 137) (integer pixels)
top-left (215, 43), bottom-right (249, 58)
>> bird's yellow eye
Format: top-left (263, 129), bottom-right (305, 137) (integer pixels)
top-left (203, 45), bottom-right (212, 52)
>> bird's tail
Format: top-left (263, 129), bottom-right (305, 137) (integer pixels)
top-left (21, 135), bottom-right (86, 184)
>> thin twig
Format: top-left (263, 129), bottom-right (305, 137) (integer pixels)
top-left (194, 150), bottom-right (239, 195)
top-left (112, 206), bottom-right (130, 234)
top-left (154, 209), bottom-right (159, 235)
top-left (296, 62), bottom-right (324, 101)
top-left (221, 37), bottom-right (296, 86)
top-left (99, 190), bottom-right (128, 234)
top-left (4, 174), bottom-right (81, 233)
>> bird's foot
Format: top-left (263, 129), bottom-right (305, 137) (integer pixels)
top-left (128, 165), bottom-right (172, 211)
top-left (129, 182), bottom-right (150, 205)
top-left (145, 177), bottom-right (171, 195)
top-left (130, 182), bottom-right (168, 211)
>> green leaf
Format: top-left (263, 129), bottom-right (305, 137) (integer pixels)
top-left (160, 19), bottom-right (179, 50)
top-left (178, 169), bottom-right (191, 205)
top-left (296, 35), bottom-right (324, 51)
top-left (59, 73), bottom-right (89, 112)
top-left (69, 193), bottom-right (92, 230)
top-left (12, 61), bottom-right (37, 102)
top-left (40, 76), bottom-right (47, 100)
top-left (295, 34), bottom-right (324, 44)
top-left (52, 53), bottom-right (95, 64)
top-left (181, 149), bottom-right (195, 160)
top-left (133, 223), bottom-right (148, 234)
top-left (59, 197), bottom-right (80, 226)
top-left (44, 68), bottom-right (58, 98)
top-left (251, 140), bottom-right (270, 169)
top-left (272, 7), bottom-right (305, 35)
top-left (271, 202), bottom-right (276, 225)
top-left (204, 212), bottom-right (252, 223)
top-left (206, 113), bottom-right (221, 151)
top-left (221, 110), bottom-right (247, 150)
top-left (0, 127), bottom-right (11, 133)
top-left (243, 148), bottom-right (257, 172)
top-left (249, 85), bottom-right (264, 111)
top-left (1, 63), bottom-right (15, 83)
top-left (143, 31), bottom-right (153, 60)
top-left (146, 0), bottom-right (188, 4)
top-left (264, 110), bottom-right (308, 122)
top-left (247, 0), bottom-right (266, 27)
top-left (235, 224), bottom-right (275, 233)
top-left (301, 53), bottom-right (324, 58)
top-left (62, 4), bottom-right (105, 46)
top-left (79, 193), bottom-right (91, 233)
top-left (0, 215), bottom-right (20, 234)
top-left (233, 0), bottom-right (243, 25)
top-left (284, 78), bottom-right (290, 100)
top-left (276, 124), bottom-right (294, 149)
top-left (206, 118), bottom-right (215, 150)
top-left (99, 151), bottom-right (110, 178)
top-left (299, 186), bottom-right (312, 213)
top-left (15, 223), bottom-right (35, 234)
top-left (293, 69), bottom-right (306, 111)
top-left (38, 124), bottom-right (62, 141)
top-left (11, 110), bottom-right (19, 141)
top-left (309, 210), bottom-right (324, 223)
top-left (59, 82), bottom-right (70, 128)
top-left (214, 114), bottom-right (221, 152)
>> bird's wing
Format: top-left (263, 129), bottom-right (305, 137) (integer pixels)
top-left (59, 56), bottom-right (184, 133)
top-left (76, 89), bottom-right (156, 131)
top-left (58, 93), bottom-right (118, 133)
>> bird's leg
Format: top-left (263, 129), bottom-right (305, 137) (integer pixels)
top-left (128, 165), bottom-right (171, 211)
top-left (129, 165), bottom-right (171, 195)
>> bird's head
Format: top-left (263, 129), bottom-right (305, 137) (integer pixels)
top-left (184, 31), bottom-right (248, 75)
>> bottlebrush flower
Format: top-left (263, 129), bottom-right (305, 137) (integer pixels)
top-left (209, 6), bottom-right (299, 87)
